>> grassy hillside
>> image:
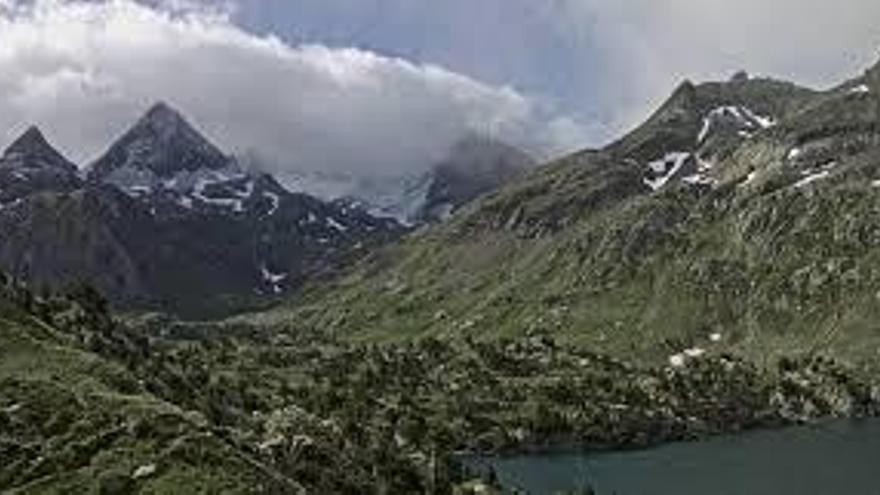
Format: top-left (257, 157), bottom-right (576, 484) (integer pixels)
top-left (0, 289), bottom-right (302, 494)
top-left (6, 274), bottom-right (878, 493)
top-left (253, 66), bottom-right (880, 368)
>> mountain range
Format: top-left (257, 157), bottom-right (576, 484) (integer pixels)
top-left (268, 61), bottom-right (880, 366)
top-left (5, 56), bottom-right (880, 494)
top-left (0, 103), bottom-right (531, 316)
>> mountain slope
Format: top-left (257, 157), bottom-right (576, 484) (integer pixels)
top-left (262, 65), bottom-right (880, 366)
top-left (0, 107), bottom-right (403, 316)
top-left (0, 283), bottom-right (305, 493)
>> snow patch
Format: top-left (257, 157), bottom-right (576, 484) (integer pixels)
top-left (787, 148), bottom-right (802, 160)
top-left (793, 170), bottom-right (830, 188)
top-left (698, 105), bottom-right (775, 144)
top-left (682, 174), bottom-right (715, 187)
top-left (740, 170), bottom-right (759, 187)
top-left (327, 216), bottom-right (348, 232)
top-left (129, 185), bottom-right (151, 196)
top-left (133, 464), bottom-right (157, 479)
top-left (793, 161), bottom-right (837, 189)
top-left (668, 354), bottom-right (686, 367)
top-left (644, 152), bottom-right (690, 191)
top-left (849, 84), bottom-right (870, 95)
top-left (739, 106), bottom-right (776, 129)
top-left (668, 347), bottom-right (707, 367)
top-left (191, 173), bottom-right (255, 213)
top-left (260, 265), bottom-right (288, 294)
top-left (684, 347), bottom-right (706, 358)
top-left (264, 191), bottom-right (280, 216)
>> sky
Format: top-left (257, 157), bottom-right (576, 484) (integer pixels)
top-left (1, 0), bottom-right (880, 180)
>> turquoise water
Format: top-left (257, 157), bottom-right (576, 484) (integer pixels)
top-left (466, 419), bottom-right (880, 494)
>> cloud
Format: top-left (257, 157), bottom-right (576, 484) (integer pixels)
top-left (0, 0), bottom-right (586, 180)
top-left (556, 0), bottom-right (880, 133)
top-left (225, 0), bottom-right (880, 150)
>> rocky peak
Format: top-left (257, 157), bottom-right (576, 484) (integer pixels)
top-left (864, 56), bottom-right (880, 88)
top-left (417, 135), bottom-right (534, 222)
top-left (661, 80), bottom-right (700, 116)
top-left (1, 126), bottom-right (77, 173)
top-left (139, 101), bottom-right (189, 139)
top-left (90, 102), bottom-right (232, 183)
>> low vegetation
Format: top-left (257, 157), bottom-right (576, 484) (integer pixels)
top-left (1, 277), bottom-right (878, 493)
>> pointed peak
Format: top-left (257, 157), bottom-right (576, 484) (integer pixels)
top-left (655, 79), bottom-right (699, 115)
top-left (89, 101), bottom-right (230, 180)
top-left (6, 125), bottom-right (51, 154)
top-left (671, 79), bottom-right (697, 98)
top-left (138, 101), bottom-right (188, 130)
top-left (865, 56), bottom-right (880, 85)
top-left (145, 101), bottom-right (182, 119)
top-left (1, 125), bottom-right (77, 173)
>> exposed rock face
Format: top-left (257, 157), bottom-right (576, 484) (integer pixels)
top-left (0, 188), bottom-right (143, 298)
top-left (0, 106), bottom-right (402, 316)
top-left (89, 102), bottom-right (232, 188)
top-left (0, 127), bottom-right (82, 203)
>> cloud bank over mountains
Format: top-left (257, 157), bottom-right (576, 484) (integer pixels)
top-left (3, 0), bottom-right (879, 181)
top-left (0, 0), bottom-right (585, 180)
top-left (558, 0), bottom-right (880, 131)
top-left (231, 0), bottom-right (880, 145)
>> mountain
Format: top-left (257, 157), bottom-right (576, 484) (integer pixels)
top-left (0, 105), bottom-right (402, 316)
top-left (9, 61), bottom-right (880, 495)
top-left (284, 134), bottom-right (535, 225)
top-left (0, 126), bottom-right (82, 203)
top-left (90, 102), bottom-right (232, 188)
top-left (415, 135), bottom-right (534, 222)
top-left (265, 62), bottom-right (880, 366)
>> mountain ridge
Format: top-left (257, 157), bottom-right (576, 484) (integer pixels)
top-left (257, 59), bottom-right (880, 368)
top-left (0, 104), bottom-right (405, 316)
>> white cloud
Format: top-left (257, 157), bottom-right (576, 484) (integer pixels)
top-left (558, 0), bottom-right (880, 134)
top-left (0, 0), bottom-right (584, 180)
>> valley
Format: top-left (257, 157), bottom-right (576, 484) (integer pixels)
top-left (3, 43), bottom-right (880, 495)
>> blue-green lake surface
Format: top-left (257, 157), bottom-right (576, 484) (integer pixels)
top-left (465, 419), bottom-right (880, 494)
